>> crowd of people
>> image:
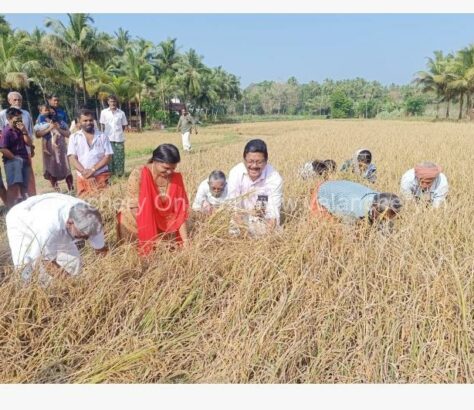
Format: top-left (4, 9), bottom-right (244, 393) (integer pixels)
top-left (0, 90), bottom-right (450, 283)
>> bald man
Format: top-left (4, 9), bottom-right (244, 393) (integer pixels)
top-left (0, 91), bottom-right (36, 196)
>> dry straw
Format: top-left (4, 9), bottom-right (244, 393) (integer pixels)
top-left (0, 119), bottom-right (472, 383)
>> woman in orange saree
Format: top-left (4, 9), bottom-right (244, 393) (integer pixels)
top-left (117, 144), bottom-right (189, 255)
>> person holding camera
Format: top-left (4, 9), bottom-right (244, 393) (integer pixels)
top-left (34, 104), bottom-right (73, 192)
top-left (0, 108), bottom-right (35, 208)
top-left (0, 91), bottom-right (36, 197)
top-left (227, 139), bottom-right (283, 237)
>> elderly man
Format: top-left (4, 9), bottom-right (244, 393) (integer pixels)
top-left (67, 109), bottom-right (113, 197)
top-left (47, 94), bottom-right (69, 125)
top-left (227, 139), bottom-right (283, 237)
top-left (99, 95), bottom-right (128, 177)
top-left (192, 170), bottom-right (229, 214)
top-left (400, 162), bottom-right (448, 208)
top-left (311, 180), bottom-right (402, 229)
top-left (6, 193), bottom-right (107, 282)
top-left (176, 108), bottom-right (197, 152)
top-left (0, 91), bottom-right (36, 196)
top-left (0, 108), bottom-right (34, 208)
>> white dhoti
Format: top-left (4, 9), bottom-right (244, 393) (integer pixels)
top-left (181, 131), bottom-right (191, 151)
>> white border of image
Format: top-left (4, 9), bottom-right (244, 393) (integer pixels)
top-left (4, 0), bottom-right (474, 13)
top-left (2, 1), bottom-right (474, 409)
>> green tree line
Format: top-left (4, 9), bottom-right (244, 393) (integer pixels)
top-left (0, 14), bottom-right (241, 129)
top-left (415, 46), bottom-right (474, 119)
top-left (2, 14), bottom-right (472, 125)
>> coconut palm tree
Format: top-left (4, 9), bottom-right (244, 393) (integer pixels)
top-left (0, 15), bottom-right (11, 36)
top-left (45, 13), bottom-right (110, 104)
top-left (415, 51), bottom-right (454, 119)
top-left (154, 38), bottom-right (180, 78)
top-left (113, 27), bottom-right (131, 56)
top-left (454, 45), bottom-right (474, 117)
top-left (176, 49), bottom-right (210, 108)
top-left (0, 30), bottom-right (43, 111)
top-left (102, 75), bottom-right (136, 118)
top-left (120, 45), bottom-right (155, 130)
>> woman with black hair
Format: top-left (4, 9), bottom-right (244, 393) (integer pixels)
top-left (117, 143), bottom-right (189, 253)
top-left (299, 159), bottom-right (337, 180)
top-left (227, 138), bottom-right (283, 236)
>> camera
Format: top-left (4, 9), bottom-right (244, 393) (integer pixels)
top-left (254, 194), bottom-right (268, 218)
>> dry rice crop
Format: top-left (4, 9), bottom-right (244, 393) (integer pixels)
top-left (0, 119), bottom-right (473, 383)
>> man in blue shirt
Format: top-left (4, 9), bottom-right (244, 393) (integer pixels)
top-left (48, 94), bottom-right (69, 125)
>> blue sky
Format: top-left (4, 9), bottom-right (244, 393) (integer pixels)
top-left (4, 14), bottom-right (474, 87)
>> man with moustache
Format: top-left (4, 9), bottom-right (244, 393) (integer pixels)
top-left (227, 139), bottom-right (283, 237)
top-left (67, 109), bottom-right (113, 197)
top-left (0, 91), bottom-right (36, 196)
top-left (47, 94), bottom-right (70, 125)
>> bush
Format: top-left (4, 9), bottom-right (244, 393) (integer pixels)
top-left (404, 95), bottom-right (426, 116)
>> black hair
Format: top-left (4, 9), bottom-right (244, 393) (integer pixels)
top-left (47, 94), bottom-right (59, 99)
top-left (311, 159), bottom-right (337, 176)
top-left (6, 107), bottom-right (22, 119)
top-left (107, 95), bottom-right (118, 101)
top-left (149, 143), bottom-right (181, 164)
top-left (79, 108), bottom-right (95, 119)
top-left (372, 193), bottom-right (403, 215)
top-left (243, 139), bottom-right (268, 160)
top-left (357, 150), bottom-right (372, 164)
top-left (323, 159), bottom-right (337, 172)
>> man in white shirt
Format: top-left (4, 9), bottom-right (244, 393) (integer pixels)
top-left (192, 170), bottom-right (228, 214)
top-left (6, 193), bottom-right (107, 282)
top-left (67, 109), bottom-right (113, 197)
top-left (99, 95), bottom-right (128, 177)
top-left (0, 91), bottom-right (36, 196)
top-left (227, 139), bottom-right (283, 237)
top-left (400, 161), bottom-right (448, 208)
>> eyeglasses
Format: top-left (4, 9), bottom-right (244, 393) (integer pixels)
top-left (245, 159), bottom-right (266, 166)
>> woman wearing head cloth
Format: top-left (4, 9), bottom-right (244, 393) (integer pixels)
top-left (117, 144), bottom-right (189, 254)
top-left (400, 161), bottom-right (449, 208)
top-left (340, 148), bottom-right (377, 183)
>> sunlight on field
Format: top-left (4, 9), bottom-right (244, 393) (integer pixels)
top-left (1, 119), bottom-right (473, 383)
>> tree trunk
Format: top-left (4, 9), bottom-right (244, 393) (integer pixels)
top-left (37, 81), bottom-right (47, 103)
top-left (95, 94), bottom-right (100, 124)
top-left (466, 93), bottom-right (471, 117)
top-left (435, 101), bottom-right (439, 119)
top-left (128, 101), bottom-right (132, 123)
top-left (24, 87), bottom-right (32, 115)
top-left (458, 92), bottom-right (464, 120)
top-left (80, 60), bottom-right (88, 104)
top-left (138, 94), bottom-right (142, 131)
top-left (73, 86), bottom-right (79, 115)
top-left (445, 98), bottom-right (450, 119)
